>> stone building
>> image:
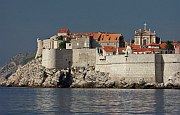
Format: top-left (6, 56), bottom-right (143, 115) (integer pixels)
top-left (134, 23), bottom-right (161, 47)
top-left (66, 36), bottom-right (91, 49)
top-left (35, 36), bottom-right (63, 58)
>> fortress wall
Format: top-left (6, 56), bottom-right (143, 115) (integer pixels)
top-left (42, 49), bottom-right (72, 70)
top-left (96, 54), bottom-right (156, 83)
top-left (41, 47), bottom-right (180, 83)
top-left (72, 49), bottom-right (96, 67)
top-left (96, 53), bottom-right (180, 83)
top-left (42, 49), bottom-right (96, 69)
top-left (42, 49), bottom-right (56, 69)
top-left (161, 54), bottom-right (180, 83)
top-left (54, 49), bottom-right (72, 69)
top-left (110, 54), bottom-right (156, 83)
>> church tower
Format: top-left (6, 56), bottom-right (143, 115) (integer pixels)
top-left (134, 23), bottom-right (161, 47)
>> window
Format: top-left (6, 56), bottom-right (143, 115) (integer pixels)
top-left (69, 44), bottom-right (71, 46)
top-left (143, 39), bottom-right (146, 45)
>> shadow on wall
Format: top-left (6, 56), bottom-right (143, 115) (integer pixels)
top-left (155, 54), bottom-right (164, 83)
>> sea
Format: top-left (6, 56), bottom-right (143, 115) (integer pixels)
top-left (0, 88), bottom-right (179, 115)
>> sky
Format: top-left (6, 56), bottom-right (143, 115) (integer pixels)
top-left (0, 0), bottom-right (180, 66)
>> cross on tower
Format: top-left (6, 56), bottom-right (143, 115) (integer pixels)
top-left (144, 23), bottom-right (147, 30)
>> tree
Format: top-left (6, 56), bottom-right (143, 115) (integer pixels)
top-left (59, 39), bottom-right (71, 49)
top-left (56, 36), bottom-right (63, 40)
top-left (165, 41), bottom-right (174, 50)
top-left (119, 36), bottom-right (125, 47)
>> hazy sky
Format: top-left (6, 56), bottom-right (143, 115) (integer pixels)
top-left (0, 0), bottom-right (180, 66)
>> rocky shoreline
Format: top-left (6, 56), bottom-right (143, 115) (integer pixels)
top-left (0, 58), bottom-right (180, 89)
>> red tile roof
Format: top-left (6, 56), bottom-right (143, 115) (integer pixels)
top-left (131, 45), bottom-right (141, 50)
top-left (58, 28), bottom-right (69, 33)
top-left (103, 46), bottom-right (125, 52)
top-left (133, 48), bottom-right (158, 53)
top-left (118, 48), bottom-right (126, 52)
top-left (159, 43), bottom-right (167, 49)
top-left (173, 41), bottom-right (180, 46)
top-left (92, 33), bottom-right (101, 40)
top-left (148, 42), bottom-right (160, 46)
top-left (99, 33), bottom-right (122, 43)
top-left (104, 46), bottom-right (116, 52)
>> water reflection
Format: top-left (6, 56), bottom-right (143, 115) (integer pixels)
top-left (0, 88), bottom-right (180, 114)
top-left (154, 89), bottom-right (165, 114)
top-left (34, 88), bottom-right (73, 114)
top-left (69, 89), bottom-right (157, 114)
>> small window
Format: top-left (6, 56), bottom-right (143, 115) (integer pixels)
top-left (69, 44), bottom-right (71, 46)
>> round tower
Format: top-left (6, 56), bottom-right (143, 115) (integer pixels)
top-left (35, 38), bottom-right (43, 59)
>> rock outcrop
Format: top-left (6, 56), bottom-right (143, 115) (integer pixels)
top-left (0, 58), bottom-right (72, 88)
top-left (164, 72), bottom-right (180, 89)
top-left (0, 51), bottom-right (35, 83)
top-left (70, 66), bottom-right (115, 88)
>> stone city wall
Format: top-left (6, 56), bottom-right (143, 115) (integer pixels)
top-left (96, 53), bottom-right (156, 83)
top-left (42, 49), bottom-right (72, 70)
top-left (72, 49), bottom-right (96, 67)
top-left (41, 48), bottom-right (180, 84)
top-left (42, 49), bottom-right (96, 70)
top-left (161, 54), bottom-right (180, 83)
top-left (96, 50), bottom-right (180, 83)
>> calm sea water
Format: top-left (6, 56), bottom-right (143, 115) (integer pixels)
top-left (0, 88), bottom-right (179, 115)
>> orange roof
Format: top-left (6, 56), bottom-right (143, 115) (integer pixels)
top-left (118, 47), bottom-right (126, 52)
top-left (103, 46), bottom-right (126, 52)
top-left (148, 42), bottom-right (160, 46)
top-left (173, 41), bottom-right (180, 46)
top-left (99, 33), bottom-right (122, 43)
top-left (175, 43), bottom-right (180, 48)
top-left (93, 33), bottom-right (101, 39)
top-left (103, 46), bottom-right (116, 52)
top-left (159, 43), bottom-right (167, 49)
top-left (133, 48), bottom-right (158, 53)
top-left (132, 45), bottom-right (141, 50)
top-left (82, 33), bottom-right (93, 36)
top-left (58, 28), bottom-right (69, 33)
